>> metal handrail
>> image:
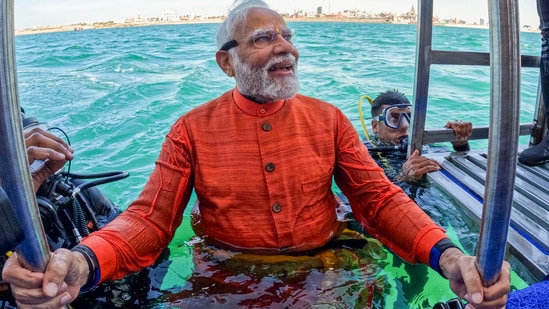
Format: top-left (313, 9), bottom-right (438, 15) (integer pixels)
top-left (0, 0), bottom-right (50, 271)
top-left (476, 0), bottom-right (520, 286)
top-left (412, 0), bottom-right (520, 286)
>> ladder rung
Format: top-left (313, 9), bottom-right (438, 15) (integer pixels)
top-left (431, 50), bottom-right (539, 68)
top-left (422, 124), bottom-right (533, 144)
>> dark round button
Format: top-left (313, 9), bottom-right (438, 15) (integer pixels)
top-left (272, 203), bottom-right (282, 213)
top-left (262, 123), bottom-right (272, 131)
top-left (265, 162), bottom-right (275, 172)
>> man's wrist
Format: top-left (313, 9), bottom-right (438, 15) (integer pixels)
top-left (439, 247), bottom-right (465, 279)
top-left (451, 141), bottom-right (470, 152)
top-left (71, 251), bottom-right (91, 287)
top-left (429, 238), bottom-right (462, 278)
top-left (71, 245), bottom-right (99, 292)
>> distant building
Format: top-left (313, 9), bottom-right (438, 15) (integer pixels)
top-left (161, 10), bottom-right (179, 22)
top-left (399, 5), bottom-right (416, 23)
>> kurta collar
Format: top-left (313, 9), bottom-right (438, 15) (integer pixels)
top-left (233, 88), bottom-right (286, 117)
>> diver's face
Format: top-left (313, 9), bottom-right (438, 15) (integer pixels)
top-left (372, 104), bottom-right (411, 145)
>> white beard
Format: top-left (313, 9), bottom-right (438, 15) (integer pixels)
top-left (232, 54), bottom-right (300, 103)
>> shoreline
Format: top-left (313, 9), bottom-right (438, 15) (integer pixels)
top-left (15, 17), bottom-right (540, 36)
top-left (15, 20), bottom-right (218, 36)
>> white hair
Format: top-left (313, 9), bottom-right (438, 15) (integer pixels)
top-left (216, 0), bottom-right (271, 49)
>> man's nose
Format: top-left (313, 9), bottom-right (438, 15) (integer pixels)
top-left (272, 34), bottom-right (294, 53)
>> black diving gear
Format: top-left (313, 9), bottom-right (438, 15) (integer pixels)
top-left (0, 114), bottom-right (128, 289)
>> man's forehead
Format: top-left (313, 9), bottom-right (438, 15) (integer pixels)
top-left (234, 7), bottom-right (286, 36)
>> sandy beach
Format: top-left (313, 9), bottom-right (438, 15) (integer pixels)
top-left (14, 19), bottom-right (222, 36)
top-left (14, 17), bottom-right (389, 36)
top-left (15, 16), bottom-right (540, 36)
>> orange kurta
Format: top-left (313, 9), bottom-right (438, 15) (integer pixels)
top-left (81, 89), bottom-right (447, 283)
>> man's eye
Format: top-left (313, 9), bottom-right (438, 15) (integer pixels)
top-left (281, 32), bottom-right (293, 41)
top-left (254, 33), bottom-right (273, 43)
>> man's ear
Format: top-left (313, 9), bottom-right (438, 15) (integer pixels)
top-left (216, 51), bottom-right (234, 77)
top-left (371, 120), bottom-right (379, 134)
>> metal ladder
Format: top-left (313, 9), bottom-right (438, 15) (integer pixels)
top-left (410, 0), bottom-right (540, 150)
top-left (410, 0), bottom-right (549, 282)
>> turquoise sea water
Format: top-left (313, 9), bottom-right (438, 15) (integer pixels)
top-left (7, 22), bottom-right (541, 307)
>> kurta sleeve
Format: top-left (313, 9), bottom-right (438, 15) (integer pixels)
top-left (333, 110), bottom-right (447, 265)
top-left (81, 117), bottom-right (195, 282)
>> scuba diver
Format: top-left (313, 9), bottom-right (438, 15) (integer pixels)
top-left (361, 90), bottom-right (474, 309)
top-left (362, 89), bottom-right (473, 182)
top-left (0, 111), bottom-right (128, 296)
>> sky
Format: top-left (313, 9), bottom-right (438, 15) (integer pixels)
top-left (14, 0), bottom-right (540, 30)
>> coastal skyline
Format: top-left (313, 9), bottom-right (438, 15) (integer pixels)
top-left (15, 0), bottom-right (540, 30)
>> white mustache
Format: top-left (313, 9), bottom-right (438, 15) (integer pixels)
top-left (265, 54), bottom-right (297, 71)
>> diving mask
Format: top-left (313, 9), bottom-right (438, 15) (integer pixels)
top-left (374, 104), bottom-right (411, 129)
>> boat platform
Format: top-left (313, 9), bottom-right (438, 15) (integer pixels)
top-left (427, 150), bottom-right (549, 282)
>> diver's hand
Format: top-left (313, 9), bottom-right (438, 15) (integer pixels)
top-left (2, 249), bottom-right (89, 309)
top-left (445, 121), bottom-right (473, 147)
top-left (400, 150), bottom-right (441, 180)
top-left (440, 248), bottom-right (510, 309)
top-left (24, 127), bottom-right (74, 191)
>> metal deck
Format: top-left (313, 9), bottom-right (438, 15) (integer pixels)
top-left (426, 150), bottom-right (549, 282)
